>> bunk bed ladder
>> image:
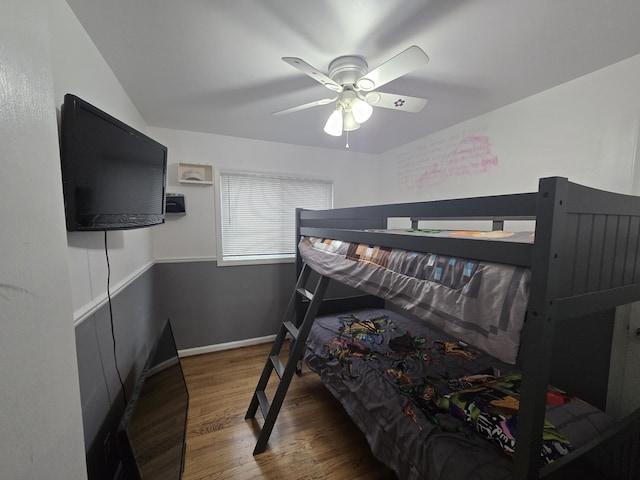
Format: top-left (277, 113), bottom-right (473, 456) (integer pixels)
top-left (245, 262), bottom-right (330, 455)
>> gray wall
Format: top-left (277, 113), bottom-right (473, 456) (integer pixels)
top-left (154, 261), bottom-right (296, 349)
top-left (75, 266), bottom-right (161, 480)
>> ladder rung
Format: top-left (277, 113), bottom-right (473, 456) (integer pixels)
top-left (296, 287), bottom-right (314, 301)
top-left (256, 391), bottom-right (270, 418)
top-left (270, 354), bottom-right (285, 379)
top-left (283, 321), bottom-right (299, 340)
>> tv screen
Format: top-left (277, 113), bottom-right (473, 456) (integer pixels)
top-left (117, 319), bottom-right (189, 480)
top-left (60, 94), bottom-right (167, 231)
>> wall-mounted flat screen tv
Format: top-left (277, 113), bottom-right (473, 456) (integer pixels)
top-left (60, 94), bottom-right (167, 231)
top-left (117, 319), bottom-right (189, 480)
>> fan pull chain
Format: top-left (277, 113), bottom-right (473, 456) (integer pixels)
top-left (346, 130), bottom-right (349, 149)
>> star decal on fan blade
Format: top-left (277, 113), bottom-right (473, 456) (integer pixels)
top-left (394, 98), bottom-right (406, 108)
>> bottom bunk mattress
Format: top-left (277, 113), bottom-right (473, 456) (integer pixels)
top-left (303, 308), bottom-right (614, 480)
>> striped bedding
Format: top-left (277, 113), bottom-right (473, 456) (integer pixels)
top-left (299, 235), bottom-right (530, 364)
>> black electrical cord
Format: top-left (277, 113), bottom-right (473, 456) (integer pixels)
top-left (105, 231), bottom-right (127, 407)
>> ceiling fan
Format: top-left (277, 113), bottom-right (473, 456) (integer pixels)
top-left (274, 45), bottom-right (430, 137)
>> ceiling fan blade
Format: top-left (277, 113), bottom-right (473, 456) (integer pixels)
top-left (356, 45), bottom-right (429, 92)
top-left (282, 57), bottom-right (343, 92)
top-left (364, 92), bottom-right (428, 113)
top-left (272, 96), bottom-right (338, 116)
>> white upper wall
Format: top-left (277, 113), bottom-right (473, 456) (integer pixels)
top-left (149, 127), bottom-right (381, 261)
top-left (48, 0), bottom-right (158, 321)
top-left (379, 54), bottom-right (640, 204)
top-left (1, 0), bottom-right (87, 478)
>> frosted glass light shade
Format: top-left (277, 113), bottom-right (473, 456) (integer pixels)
top-left (324, 109), bottom-right (343, 136)
top-left (352, 98), bottom-right (373, 124)
top-left (342, 110), bottom-right (360, 131)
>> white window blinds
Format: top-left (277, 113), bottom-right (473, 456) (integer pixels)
top-left (219, 172), bottom-right (333, 261)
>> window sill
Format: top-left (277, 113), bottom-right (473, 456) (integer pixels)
top-left (216, 254), bottom-right (296, 267)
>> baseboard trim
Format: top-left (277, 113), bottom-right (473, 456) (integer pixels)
top-left (154, 257), bottom-right (217, 264)
top-left (178, 334), bottom-right (277, 357)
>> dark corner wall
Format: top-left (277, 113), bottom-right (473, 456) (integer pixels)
top-left (75, 260), bottom-right (295, 479)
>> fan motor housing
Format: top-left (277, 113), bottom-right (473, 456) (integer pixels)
top-left (328, 56), bottom-right (368, 86)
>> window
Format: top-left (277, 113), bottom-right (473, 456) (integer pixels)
top-left (217, 171), bottom-right (333, 264)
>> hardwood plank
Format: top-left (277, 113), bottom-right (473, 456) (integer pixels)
top-left (180, 342), bottom-right (397, 480)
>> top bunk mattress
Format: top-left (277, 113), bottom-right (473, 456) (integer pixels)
top-left (299, 235), bottom-right (530, 364)
top-left (368, 228), bottom-right (535, 243)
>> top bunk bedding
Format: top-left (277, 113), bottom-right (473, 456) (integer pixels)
top-left (299, 235), bottom-right (530, 364)
top-left (362, 228), bottom-right (535, 243)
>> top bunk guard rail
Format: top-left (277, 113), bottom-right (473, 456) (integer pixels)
top-left (298, 191), bottom-right (538, 221)
top-left (294, 177), bottom-right (640, 480)
top-left (410, 218), bottom-right (513, 231)
top-left (298, 191), bottom-right (538, 267)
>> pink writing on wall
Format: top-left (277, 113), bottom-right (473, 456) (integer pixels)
top-left (396, 131), bottom-right (499, 191)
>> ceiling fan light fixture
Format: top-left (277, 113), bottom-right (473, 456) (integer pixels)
top-left (324, 108), bottom-right (343, 136)
top-left (342, 110), bottom-right (360, 132)
top-left (351, 98), bottom-right (373, 124)
top-left (279, 46), bottom-right (430, 140)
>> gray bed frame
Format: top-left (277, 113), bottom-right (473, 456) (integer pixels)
top-left (294, 176), bottom-right (640, 480)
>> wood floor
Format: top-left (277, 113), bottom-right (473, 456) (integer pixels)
top-left (180, 342), bottom-right (396, 480)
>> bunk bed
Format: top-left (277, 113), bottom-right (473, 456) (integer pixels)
top-left (247, 176), bottom-right (640, 480)
top-left (293, 177), bottom-right (640, 480)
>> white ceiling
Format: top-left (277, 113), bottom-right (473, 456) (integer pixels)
top-left (66, 0), bottom-right (640, 154)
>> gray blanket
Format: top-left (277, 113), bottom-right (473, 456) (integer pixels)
top-left (304, 309), bottom-right (614, 480)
